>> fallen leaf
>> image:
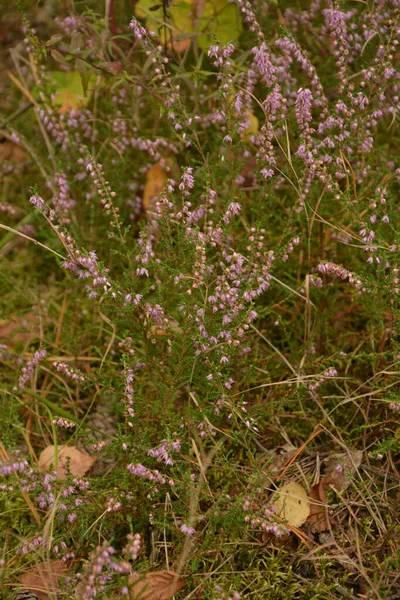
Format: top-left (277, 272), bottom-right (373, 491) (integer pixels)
top-left (241, 110), bottom-right (259, 143)
top-left (0, 312), bottom-right (39, 346)
top-left (322, 449), bottom-right (363, 492)
top-left (38, 445), bottom-right (96, 479)
top-left (307, 480), bottom-right (331, 533)
top-left (0, 138), bottom-right (27, 163)
top-left (47, 71), bottom-right (95, 114)
top-left (273, 482), bottom-right (310, 527)
top-left (143, 163), bottom-right (168, 210)
top-left (262, 443), bottom-right (298, 474)
top-left (134, 0), bottom-right (241, 51)
top-left (129, 570), bottom-right (185, 600)
top-left (19, 559), bottom-right (67, 600)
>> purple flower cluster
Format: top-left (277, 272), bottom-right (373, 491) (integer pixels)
top-left (53, 361), bottom-right (86, 382)
top-left (75, 540), bottom-right (133, 600)
top-left (52, 417), bottom-right (76, 428)
top-left (308, 367), bottom-right (338, 391)
top-left (317, 262), bottom-right (365, 292)
top-left (147, 439), bottom-right (181, 465)
top-left (243, 498), bottom-right (288, 538)
top-left (61, 249), bottom-right (112, 299)
top-left (0, 459), bottom-right (29, 476)
top-left (123, 367), bottom-right (135, 427)
top-left (123, 533), bottom-right (141, 561)
top-left (127, 462), bottom-right (172, 486)
top-left (15, 348), bottom-right (47, 391)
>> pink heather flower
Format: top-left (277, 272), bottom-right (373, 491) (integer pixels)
top-left (180, 524), bottom-right (196, 535)
top-left (29, 194), bottom-right (46, 211)
top-left (106, 497), bottom-right (122, 512)
top-left (91, 441), bottom-right (108, 452)
top-left (148, 440), bottom-right (176, 465)
top-left (295, 88), bottom-right (313, 133)
top-left (224, 378), bottom-right (234, 390)
top-left (0, 459), bottom-right (29, 476)
top-left (16, 349), bottom-right (47, 390)
top-left (260, 168), bottom-right (274, 178)
top-left (52, 417), bottom-right (76, 428)
top-left (223, 202), bottom-right (242, 224)
top-left (53, 361), bottom-right (86, 382)
top-left (252, 43), bottom-right (276, 86)
top-left (179, 167), bottom-right (194, 194)
top-left (323, 368), bottom-right (338, 377)
top-left (129, 18), bottom-right (148, 40)
top-left (127, 463), bottom-right (166, 484)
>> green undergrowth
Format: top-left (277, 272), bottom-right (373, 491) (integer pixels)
top-left (0, 0), bottom-right (399, 599)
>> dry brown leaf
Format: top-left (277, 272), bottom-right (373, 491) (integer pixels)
top-left (19, 559), bottom-right (67, 600)
top-left (322, 449), bottom-right (363, 492)
top-left (262, 443), bottom-right (298, 474)
top-left (0, 312), bottom-right (38, 346)
top-left (143, 163), bottom-right (168, 210)
top-left (38, 445), bottom-right (96, 479)
top-left (0, 138), bottom-right (28, 163)
top-left (273, 482), bottom-right (310, 527)
top-left (307, 480), bottom-right (331, 533)
top-left (129, 570), bottom-right (185, 600)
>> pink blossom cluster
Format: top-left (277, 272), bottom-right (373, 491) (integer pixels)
top-left (75, 541), bottom-right (132, 600)
top-left (123, 367), bottom-right (135, 427)
top-left (15, 348), bottom-right (47, 390)
top-left (317, 262), bottom-right (364, 292)
top-left (213, 586), bottom-right (241, 600)
top-left (127, 462), bottom-right (170, 485)
top-left (308, 367), bottom-right (338, 391)
top-left (147, 439), bottom-right (181, 465)
top-left (123, 533), bottom-right (141, 561)
top-left (243, 499), bottom-right (288, 538)
top-left (52, 417), bottom-right (76, 428)
top-left (0, 459), bottom-right (29, 476)
top-left (53, 361), bottom-right (86, 382)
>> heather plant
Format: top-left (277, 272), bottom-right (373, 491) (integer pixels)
top-left (0, 0), bottom-right (399, 598)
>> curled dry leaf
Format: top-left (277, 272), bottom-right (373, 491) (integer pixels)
top-left (323, 449), bottom-right (363, 492)
top-left (38, 445), bottom-right (96, 479)
top-left (19, 559), bottom-right (67, 600)
top-left (273, 482), bottom-right (310, 528)
top-left (307, 480), bottom-right (331, 533)
top-left (128, 570), bottom-right (185, 600)
top-left (143, 163), bottom-right (168, 211)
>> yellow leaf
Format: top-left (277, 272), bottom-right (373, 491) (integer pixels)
top-left (241, 110), bottom-right (259, 143)
top-left (273, 482), bottom-right (310, 527)
top-left (38, 445), bottom-right (96, 479)
top-left (134, 0), bottom-right (241, 52)
top-left (143, 163), bottom-right (168, 210)
top-left (48, 71), bottom-right (95, 114)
